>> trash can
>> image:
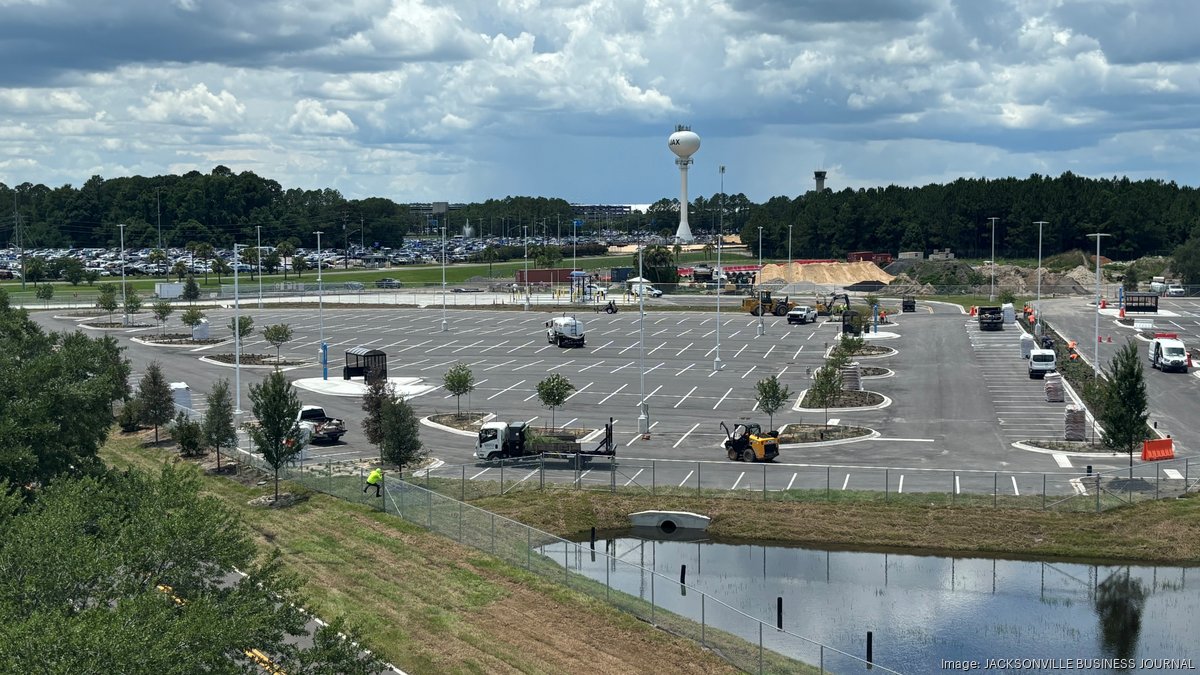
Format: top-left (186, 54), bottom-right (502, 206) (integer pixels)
top-left (1002, 302), bottom-right (1016, 324)
top-left (1020, 333), bottom-right (1034, 359)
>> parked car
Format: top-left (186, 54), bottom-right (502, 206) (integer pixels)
top-left (786, 306), bottom-right (818, 325)
top-left (629, 283), bottom-right (662, 298)
top-left (374, 278), bottom-right (403, 288)
top-left (1166, 284), bottom-right (1186, 297)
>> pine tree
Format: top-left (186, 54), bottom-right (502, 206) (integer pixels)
top-left (137, 362), bottom-right (175, 445)
top-left (1100, 342), bottom-right (1149, 478)
top-left (171, 411), bottom-right (205, 457)
top-left (360, 373), bottom-right (391, 456)
top-left (248, 370), bottom-right (305, 501)
top-left (379, 395), bottom-right (424, 475)
top-left (203, 378), bottom-right (237, 471)
top-left (182, 275), bottom-right (201, 302)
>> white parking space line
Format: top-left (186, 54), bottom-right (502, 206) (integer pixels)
top-left (672, 423), bottom-right (700, 448)
top-left (647, 341), bottom-right (669, 355)
top-left (512, 360), bottom-right (544, 371)
top-left (713, 387), bottom-right (733, 409)
top-left (573, 469), bottom-right (592, 486)
top-left (419, 360), bottom-right (456, 371)
top-left (564, 382), bottom-right (593, 401)
top-left (807, 331), bottom-right (816, 340)
top-left (676, 343), bottom-right (693, 356)
top-left (678, 470), bottom-right (694, 487)
top-left (619, 343), bottom-right (638, 355)
top-left (623, 469), bottom-right (644, 486)
top-left (644, 384), bottom-right (664, 400)
top-left (517, 469), bottom-right (539, 486)
top-left (793, 346), bottom-right (804, 359)
top-left (842, 474), bottom-right (850, 490)
top-left (594, 341), bottom-right (613, 350)
top-left (523, 391), bottom-right (539, 402)
top-left (674, 386), bottom-right (698, 408)
top-left (786, 473), bottom-right (797, 490)
top-left (610, 361), bottom-right (635, 374)
top-left (1052, 454), bottom-right (1073, 468)
top-left (1011, 476), bottom-right (1020, 496)
top-left (627, 421), bottom-right (659, 445)
top-left (734, 345), bottom-right (747, 358)
top-left (471, 467), bottom-right (491, 480)
top-left (487, 379), bottom-right (526, 400)
top-left (676, 363), bottom-right (695, 376)
top-left (652, 329), bottom-right (669, 336)
top-left (506, 341), bottom-right (534, 353)
top-left (535, 345), bottom-right (555, 353)
top-left (598, 383), bottom-right (627, 404)
top-left (451, 340), bottom-right (484, 353)
top-left (546, 359), bottom-right (576, 371)
top-left (561, 417), bottom-right (578, 429)
top-left (764, 345), bottom-right (775, 358)
top-left (644, 362), bottom-right (665, 375)
top-left (479, 341), bottom-right (509, 352)
top-left (1165, 469), bottom-right (1184, 479)
top-left (483, 359), bottom-right (516, 371)
top-left (730, 331), bottom-right (741, 339)
top-left (777, 365), bottom-right (788, 378)
top-left (579, 361), bottom-right (606, 372)
top-left (731, 471), bottom-right (746, 490)
top-left (741, 365), bottom-right (757, 379)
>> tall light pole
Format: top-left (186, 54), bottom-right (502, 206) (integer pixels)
top-left (315, 230), bottom-right (327, 380)
top-left (714, 165), bottom-right (725, 371)
top-left (233, 243), bottom-right (243, 414)
top-left (118, 223), bottom-right (128, 326)
top-left (1087, 233), bottom-right (1112, 377)
top-left (156, 187), bottom-right (162, 252)
top-left (441, 226), bottom-right (448, 332)
top-left (756, 226), bottom-right (765, 336)
top-left (523, 225), bottom-right (530, 310)
top-left (638, 242), bottom-right (649, 434)
top-left (1034, 221), bottom-right (1047, 336)
top-left (256, 225), bottom-right (263, 309)
top-left (988, 217), bottom-right (998, 302)
top-left (787, 222), bottom-right (793, 292)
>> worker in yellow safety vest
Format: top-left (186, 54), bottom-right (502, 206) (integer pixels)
top-left (363, 468), bottom-right (383, 497)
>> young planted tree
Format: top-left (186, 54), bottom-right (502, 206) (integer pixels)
top-left (137, 361), bottom-right (175, 445)
top-left (96, 283), bottom-right (119, 324)
top-left (261, 324), bottom-right (293, 365)
top-left (536, 374), bottom-right (576, 429)
top-left (152, 299), bottom-right (174, 334)
top-left (360, 373), bottom-right (391, 457)
top-left (203, 378), bottom-right (237, 471)
top-left (262, 250), bottom-right (281, 276)
top-left (84, 269), bottom-right (100, 286)
top-left (182, 275), bottom-right (201, 302)
top-left (248, 370), bottom-right (305, 501)
top-left (171, 411), bottom-right (205, 457)
top-left (810, 350), bottom-right (850, 427)
top-left (35, 283), bottom-right (54, 307)
top-left (755, 375), bottom-right (791, 431)
top-left (442, 363), bottom-right (476, 417)
top-left (123, 288), bottom-right (142, 318)
top-left (1100, 342), bottom-right (1149, 479)
top-left (229, 316), bottom-right (255, 343)
top-left (180, 307), bottom-right (205, 338)
top-left (379, 395), bottom-right (424, 475)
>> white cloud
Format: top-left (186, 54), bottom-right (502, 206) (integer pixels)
top-left (287, 99), bottom-right (358, 135)
top-left (130, 83), bottom-right (246, 126)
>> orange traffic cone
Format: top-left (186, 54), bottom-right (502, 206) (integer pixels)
top-left (1119, 307), bottom-right (1126, 319)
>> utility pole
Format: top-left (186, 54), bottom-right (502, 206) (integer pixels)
top-left (156, 187), bottom-right (163, 252)
top-left (988, 217), bottom-right (998, 302)
top-left (715, 165), bottom-right (724, 372)
top-left (14, 194), bottom-right (25, 291)
top-left (233, 243), bottom-right (243, 414)
top-left (118, 224), bottom-right (128, 325)
top-left (256, 225), bottom-right (263, 309)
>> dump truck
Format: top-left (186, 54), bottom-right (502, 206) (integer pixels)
top-left (741, 291), bottom-right (794, 316)
top-left (721, 422), bottom-right (779, 462)
top-left (297, 405), bottom-right (347, 444)
top-left (474, 418), bottom-right (616, 462)
top-left (978, 306), bottom-right (1004, 331)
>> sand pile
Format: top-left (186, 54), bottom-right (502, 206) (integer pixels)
top-left (886, 273), bottom-right (938, 295)
top-left (1063, 265), bottom-right (1098, 287)
top-left (988, 264), bottom-right (1088, 294)
top-left (758, 261), bottom-right (894, 286)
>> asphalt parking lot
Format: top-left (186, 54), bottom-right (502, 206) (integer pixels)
top-left (33, 296), bottom-right (1183, 496)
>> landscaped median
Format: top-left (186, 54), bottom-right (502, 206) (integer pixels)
top-left (100, 437), bottom-right (741, 675)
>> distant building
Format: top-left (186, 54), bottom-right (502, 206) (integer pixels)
top-left (898, 251), bottom-right (925, 260)
top-left (571, 204), bottom-right (632, 220)
top-left (847, 251), bottom-right (894, 265)
top-left (928, 249), bottom-right (956, 261)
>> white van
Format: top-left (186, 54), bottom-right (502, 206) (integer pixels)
top-left (1028, 348), bottom-right (1057, 379)
top-left (630, 283), bottom-right (663, 298)
top-left (1148, 335), bottom-right (1188, 372)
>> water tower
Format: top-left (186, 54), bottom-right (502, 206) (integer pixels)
top-left (668, 125), bottom-right (700, 242)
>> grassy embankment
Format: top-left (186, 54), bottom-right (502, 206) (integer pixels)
top-left (100, 436), bottom-right (754, 675)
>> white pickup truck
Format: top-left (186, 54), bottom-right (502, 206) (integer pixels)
top-left (297, 405), bottom-right (347, 444)
top-left (786, 306), bottom-right (818, 325)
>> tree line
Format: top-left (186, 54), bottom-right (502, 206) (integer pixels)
top-left (4, 167), bottom-right (1200, 262)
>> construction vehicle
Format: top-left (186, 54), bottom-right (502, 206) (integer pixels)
top-left (545, 315), bottom-right (586, 347)
top-left (741, 290), bottom-right (795, 316)
top-left (841, 310), bottom-right (863, 336)
top-left (816, 292), bottom-right (851, 316)
top-left (475, 418), bottom-right (616, 462)
top-left (978, 306), bottom-right (1004, 331)
top-left (720, 422), bottom-right (780, 462)
top-left (901, 296), bottom-right (916, 312)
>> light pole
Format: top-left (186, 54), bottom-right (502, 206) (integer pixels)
top-left (1034, 221), bottom-right (1047, 336)
top-left (523, 225), bottom-right (530, 310)
top-left (315, 230), bottom-right (327, 380)
top-left (1087, 233), bottom-right (1112, 377)
top-left (118, 223), bottom-right (128, 326)
top-left (441, 226), bottom-right (448, 332)
top-left (756, 226), bottom-right (765, 336)
top-left (787, 222), bottom-right (793, 292)
top-left (988, 217), bottom-right (998, 302)
top-left (638, 242), bottom-right (649, 434)
top-left (256, 225), bottom-right (263, 309)
top-left (714, 165), bottom-right (725, 371)
top-left (233, 243), bottom-right (243, 414)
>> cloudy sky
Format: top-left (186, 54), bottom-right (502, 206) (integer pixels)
top-left (1, 0), bottom-right (1198, 204)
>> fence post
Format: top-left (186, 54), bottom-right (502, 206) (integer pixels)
top-left (651, 460), bottom-right (655, 496)
top-left (399, 476), bottom-right (405, 518)
top-left (575, 452), bottom-right (580, 490)
top-left (1156, 472), bottom-right (1160, 500)
top-left (993, 472), bottom-right (998, 507)
top-left (461, 464), bottom-right (466, 502)
top-left (763, 464), bottom-right (768, 501)
top-left (327, 461), bottom-right (331, 494)
top-left (527, 527), bottom-right (532, 570)
top-left (500, 459), bottom-right (504, 496)
top-left (1042, 473), bottom-right (1047, 510)
top-left (1095, 475), bottom-right (1101, 513)
top-left (564, 543), bottom-right (569, 586)
top-left (1186, 458), bottom-right (1190, 488)
top-left (458, 500), bottom-right (463, 542)
top-left (701, 594), bottom-right (706, 646)
top-left (651, 570), bottom-right (656, 625)
top-left (884, 469), bottom-right (889, 502)
top-left (826, 465), bottom-right (831, 500)
top-left (759, 623), bottom-right (764, 675)
top-left (697, 461), bottom-right (701, 497)
top-left (610, 455), bottom-right (616, 493)
top-left (540, 454), bottom-right (545, 490)
top-left (491, 513), bottom-right (496, 554)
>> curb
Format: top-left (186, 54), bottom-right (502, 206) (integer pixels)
top-left (131, 336), bottom-right (228, 349)
top-left (778, 427), bottom-right (881, 448)
top-left (1010, 440), bottom-right (1127, 459)
top-left (198, 355), bottom-right (310, 371)
top-left (419, 413), bottom-right (496, 437)
top-left (861, 368), bottom-right (895, 379)
top-left (791, 388), bottom-right (893, 413)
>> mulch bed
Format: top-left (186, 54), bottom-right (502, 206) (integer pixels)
top-left (429, 413), bottom-right (490, 431)
top-left (848, 345), bottom-right (894, 357)
top-left (208, 353), bottom-right (307, 366)
top-left (800, 390), bottom-right (884, 408)
top-left (779, 423), bottom-right (873, 443)
top-left (82, 321), bottom-right (155, 328)
top-left (140, 333), bottom-right (225, 345)
top-left (860, 366), bottom-right (890, 377)
top-left (1021, 439), bottom-right (1112, 453)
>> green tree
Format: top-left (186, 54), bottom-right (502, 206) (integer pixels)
top-left (83, 269), bottom-right (100, 286)
top-left (442, 363), bottom-right (476, 417)
top-left (533, 244), bottom-right (563, 268)
top-left (292, 255), bottom-right (310, 278)
top-left (123, 287), bottom-right (142, 319)
top-left (0, 467), bottom-right (381, 673)
top-left (194, 242), bottom-right (215, 284)
top-left (262, 250), bottom-right (281, 275)
top-left (248, 370), bottom-right (305, 501)
top-left (481, 246), bottom-right (499, 277)
top-left (536, 374), bottom-right (575, 429)
top-left (229, 315), bottom-right (254, 343)
top-left (60, 257), bottom-right (85, 285)
top-left (810, 349), bottom-right (849, 427)
top-left (203, 378), bottom-right (237, 472)
top-left (171, 410), bottom-right (205, 456)
top-left (379, 395), bottom-right (424, 474)
top-left (262, 323), bottom-right (293, 365)
top-left (117, 399), bottom-right (142, 433)
top-left (182, 274), bottom-right (201, 302)
top-left (212, 256), bottom-right (231, 284)
top-left (998, 289), bottom-right (1017, 305)
top-left (137, 361), bottom-right (175, 445)
top-left (171, 260), bottom-right (189, 282)
top-left (96, 283), bottom-right (118, 324)
top-left (180, 307), bottom-right (205, 337)
top-left (35, 283), bottom-right (54, 307)
top-left (241, 247), bottom-right (261, 280)
top-left (755, 375), bottom-right (791, 431)
top-left (633, 244), bottom-right (679, 285)
top-left (0, 301), bottom-right (131, 486)
top-left (1171, 237), bottom-right (1200, 286)
top-left (360, 374), bottom-right (391, 455)
top-left (276, 241), bottom-right (296, 280)
top-left (1122, 266), bottom-right (1140, 293)
top-left (24, 257), bottom-right (46, 285)
top-left (147, 248), bottom-right (168, 276)
top-left (1100, 342), bottom-right (1149, 478)
top-left (151, 299), bottom-right (173, 334)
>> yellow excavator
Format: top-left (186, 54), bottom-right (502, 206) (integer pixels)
top-left (816, 292), bottom-right (851, 316)
top-left (721, 422), bottom-right (780, 462)
top-left (741, 290), bottom-right (795, 316)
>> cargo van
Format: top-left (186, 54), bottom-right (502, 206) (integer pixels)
top-left (1028, 348), bottom-right (1057, 379)
top-left (629, 283), bottom-right (662, 298)
top-left (1148, 333), bottom-right (1188, 372)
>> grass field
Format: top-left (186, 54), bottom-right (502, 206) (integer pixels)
top-left (101, 436), bottom-right (741, 675)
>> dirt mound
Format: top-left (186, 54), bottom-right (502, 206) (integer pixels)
top-left (758, 261), bottom-right (894, 286)
top-left (1063, 265), bottom-right (1097, 287)
top-left (989, 264), bottom-right (1089, 294)
top-left (886, 273), bottom-right (938, 295)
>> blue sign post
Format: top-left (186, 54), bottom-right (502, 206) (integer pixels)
top-left (321, 342), bottom-right (329, 380)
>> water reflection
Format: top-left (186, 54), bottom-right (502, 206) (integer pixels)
top-left (544, 535), bottom-right (1198, 674)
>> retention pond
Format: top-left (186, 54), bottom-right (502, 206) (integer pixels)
top-left (545, 532), bottom-right (1198, 673)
